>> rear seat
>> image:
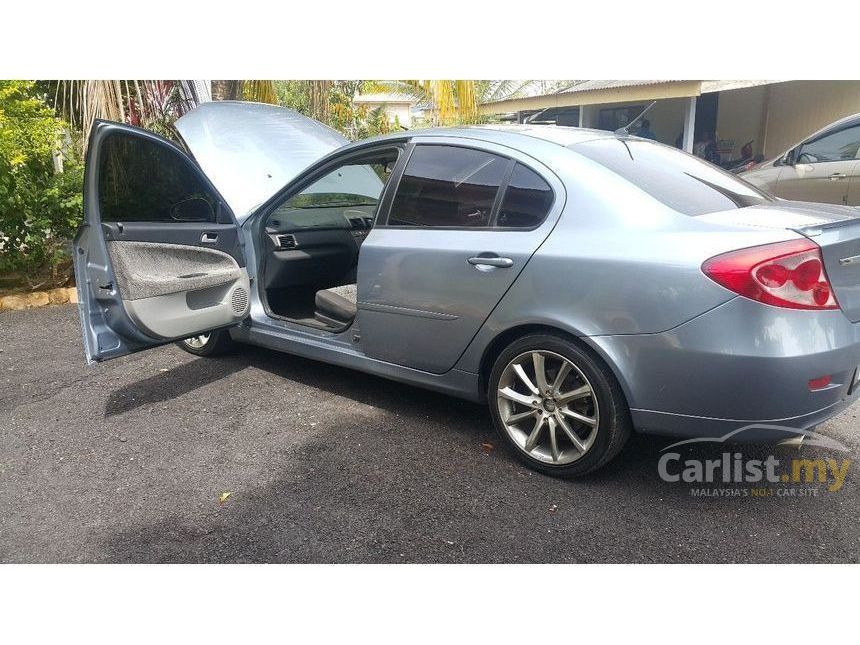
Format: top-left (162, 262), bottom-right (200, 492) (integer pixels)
top-left (314, 284), bottom-right (357, 327)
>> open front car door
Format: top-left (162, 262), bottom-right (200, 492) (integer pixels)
top-left (73, 121), bottom-right (250, 363)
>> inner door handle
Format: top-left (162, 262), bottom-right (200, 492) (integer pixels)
top-left (200, 232), bottom-right (219, 243)
top-left (830, 172), bottom-right (848, 180)
top-left (468, 256), bottom-right (513, 268)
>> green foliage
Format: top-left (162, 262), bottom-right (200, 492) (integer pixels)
top-left (274, 80), bottom-right (311, 114)
top-left (0, 80), bottom-right (83, 289)
top-left (272, 80), bottom-right (397, 140)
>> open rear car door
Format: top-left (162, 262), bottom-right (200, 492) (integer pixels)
top-left (73, 121), bottom-right (250, 363)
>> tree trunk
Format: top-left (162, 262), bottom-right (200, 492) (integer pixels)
top-left (308, 80), bottom-right (332, 124)
top-left (211, 80), bottom-right (241, 101)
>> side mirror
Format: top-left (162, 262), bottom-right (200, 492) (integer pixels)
top-left (170, 196), bottom-right (215, 222)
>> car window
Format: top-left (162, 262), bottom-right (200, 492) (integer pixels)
top-left (572, 138), bottom-right (772, 216)
top-left (268, 154), bottom-right (396, 231)
top-left (99, 132), bottom-right (218, 222)
top-left (388, 145), bottom-right (508, 227)
top-left (497, 164), bottom-right (554, 228)
top-left (798, 125), bottom-right (860, 163)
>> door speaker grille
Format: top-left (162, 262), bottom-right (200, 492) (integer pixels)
top-left (230, 286), bottom-right (249, 316)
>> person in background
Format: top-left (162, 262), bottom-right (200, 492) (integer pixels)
top-left (699, 131), bottom-right (721, 165)
top-left (637, 119), bottom-right (657, 140)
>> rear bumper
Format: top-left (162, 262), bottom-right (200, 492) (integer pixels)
top-left (588, 296), bottom-right (860, 438)
top-left (630, 395), bottom-right (858, 439)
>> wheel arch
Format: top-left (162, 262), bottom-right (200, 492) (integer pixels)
top-left (477, 323), bottom-right (635, 410)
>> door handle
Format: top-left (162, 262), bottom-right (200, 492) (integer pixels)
top-left (830, 173), bottom-right (848, 180)
top-left (468, 256), bottom-right (513, 268)
top-left (200, 232), bottom-right (219, 243)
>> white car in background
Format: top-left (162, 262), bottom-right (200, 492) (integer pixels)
top-left (742, 114), bottom-right (860, 206)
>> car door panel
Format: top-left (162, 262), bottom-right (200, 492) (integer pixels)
top-left (74, 121), bottom-right (250, 363)
top-left (775, 123), bottom-right (860, 205)
top-left (101, 221), bottom-right (245, 264)
top-left (356, 139), bottom-right (565, 375)
top-left (357, 228), bottom-right (540, 373)
top-left (106, 238), bottom-right (249, 339)
top-left (843, 161), bottom-right (860, 206)
top-left (776, 160), bottom-right (857, 205)
top-left (107, 239), bottom-right (242, 300)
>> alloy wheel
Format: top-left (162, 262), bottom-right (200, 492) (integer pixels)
top-left (183, 333), bottom-right (211, 350)
top-left (496, 350), bottom-right (599, 465)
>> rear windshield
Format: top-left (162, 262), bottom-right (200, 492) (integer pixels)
top-left (572, 138), bottom-right (772, 216)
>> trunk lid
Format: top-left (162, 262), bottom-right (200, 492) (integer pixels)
top-left (791, 206), bottom-right (860, 322)
top-left (175, 101), bottom-right (349, 223)
top-left (698, 200), bottom-right (860, 321)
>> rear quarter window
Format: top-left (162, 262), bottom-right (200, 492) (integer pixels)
top-left (572, 138), bottom-right (772, 216)
top-left (496, 163), bottom-right (554, 228)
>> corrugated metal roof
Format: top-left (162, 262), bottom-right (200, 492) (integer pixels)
top-left (479, 80), bottom-right (702, 111)
top-left (555, 80), bottom-right (783, 96)
top-left (557, 80), bottom-right (677, 95)
top-left (487, 79), bottom-right (785, 105)
top-left (699, 80), bottom-right (784, 93)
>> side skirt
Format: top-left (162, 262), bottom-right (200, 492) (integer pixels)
top-left (230, 324), bottom-right (483, 403)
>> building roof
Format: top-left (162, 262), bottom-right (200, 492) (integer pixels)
top-left (699, 80), bottom-right (785, 93)
top-left (479, 80), bottom-right (787, 114)
top-left (480, 80), bottom-right (703, 113)
top-left (554, 80), bottom-right (785, 96)
top-left (555, 80), bottom-right (674, 95)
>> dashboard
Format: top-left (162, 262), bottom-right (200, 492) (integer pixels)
top-left (262, 204), bottom-right (376, 291)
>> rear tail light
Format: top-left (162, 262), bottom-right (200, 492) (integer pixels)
top-left (702, 239), bottom-right (839, 310)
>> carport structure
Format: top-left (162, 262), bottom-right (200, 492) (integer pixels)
top-left (480, 80), bottom-right (781, 159)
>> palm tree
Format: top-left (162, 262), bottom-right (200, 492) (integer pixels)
top-left (363, 80), bottom-right (542, 125)
top-left (51, 80), bottom-right (210, 148)
top-left (241, 80), bottom-right (278, 104)
top-left (307, 81), bottom-right (333, 123)
top-left (50, 80), bottom-right (283, 150)
top-left (212, 80), bottom-right (278, 104)
top-left (362, 80), bottom-right (471, 124)
top-left (211, 80), bottom-right (241, 101)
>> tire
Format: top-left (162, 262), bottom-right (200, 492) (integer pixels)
top-left (175, 329), bottom-right (235, 357)
top-left (488, 333), bottom-right (631, 477)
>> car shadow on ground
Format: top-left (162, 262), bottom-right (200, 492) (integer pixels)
top-left (105, 353), bottom-right (249, 416)
top-left (96, 345), bottom-right (856, 563)
top-left (107, 343), bottom-right (490, 427)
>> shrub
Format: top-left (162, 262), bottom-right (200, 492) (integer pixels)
top-left (0, 80), bottom-right (83, 290)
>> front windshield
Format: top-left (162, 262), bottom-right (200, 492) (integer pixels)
top-left (287, 163), bottom-right (386, 209)
top-left (288, 192), bottom-right (379, 209)
top-left (266, 155), bottom-right (397, 231)
top-left (572, 138), bottom-right (773, 216)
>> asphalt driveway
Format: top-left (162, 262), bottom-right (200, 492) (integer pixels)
top-left (1, 304), bottom-right (858, 563)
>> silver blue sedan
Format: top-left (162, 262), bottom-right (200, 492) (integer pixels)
top-left (73, 102), bottom-right (860, 476)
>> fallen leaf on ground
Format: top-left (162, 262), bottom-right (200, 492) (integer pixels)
top-left (219, 492), bottom-right (232, 504)
top-left (481, 442), bottom-right (494, 453)
top-left (549, 504), bottom-right (558, 513)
